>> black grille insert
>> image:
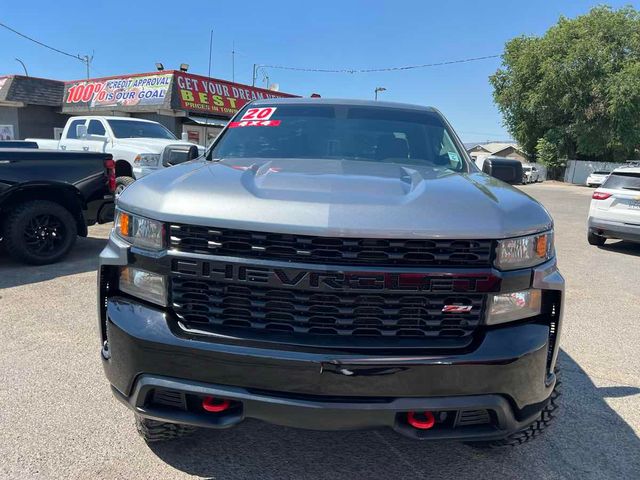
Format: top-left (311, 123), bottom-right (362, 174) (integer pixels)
top-left (169, 224), bottom-right (493, 267)
top-left (171, 276), bottom-right (485, 340)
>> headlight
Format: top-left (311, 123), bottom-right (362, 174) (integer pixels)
top-left (134, 153), bottom-right (161, 167)
top-left (486, 289), bottom-right (542, 325)
top-left (119, 267), bottom-right (167, 306)
top-left (495, 230), bottom-right (554, 270)
top-left (114, 209), bottom-right (165, 251)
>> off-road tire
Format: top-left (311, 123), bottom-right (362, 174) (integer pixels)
top-left (465, 376), bottom-right (561, 448)
top-left (115, 176), bottom-right (135, 197)
top-left (135, 414), bottom-right (197, 443)
top-left (587, 230), bottom-right (606, 246)
top-left (3, 200), bottom-right (77, 265)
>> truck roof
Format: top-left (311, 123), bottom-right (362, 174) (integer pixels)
top-left (612, 165), bottom-right (640, 174)
top-left (250, 97), bottom-right (437, 112)
top-left (68, 115), bottom-right (156, 123)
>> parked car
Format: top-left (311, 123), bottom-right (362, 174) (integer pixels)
top-left (522, 165), bottom-right (540, 183)
top-left (587, 166), bottom-right (640, 246)
top-left (481, 156), bottom-right (524, 184)
top-left (585, 170), bottom-right (611, 187)
top-left (0, 148), bottom-right (115, 264)
top-left (99, 99), bottom-right (564, 448)
top-left (27, 116), bottom-right (203, 195)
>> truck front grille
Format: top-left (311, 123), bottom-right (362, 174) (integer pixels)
top-left (169, 224), bottom-right (493, 267)
top-left (171, 276), bottom-right (485, 340)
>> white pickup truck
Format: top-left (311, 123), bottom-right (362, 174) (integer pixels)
top-left (28, 116), bottom-right (203, 194)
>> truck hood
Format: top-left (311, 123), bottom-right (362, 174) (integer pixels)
top-left (113, 138), bottom-right (199, 153)
top-left (118, 158), bottom-right (553, 239)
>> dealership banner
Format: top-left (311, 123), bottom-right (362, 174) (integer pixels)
top-left (63, 73), bottom-right (172, 109)
top-left (175, 72), bottom-right (294, 116)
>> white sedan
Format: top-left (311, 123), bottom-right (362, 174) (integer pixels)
top-left (585, 171), bottom-right (611, 187)
top-left (587, 166), bottom-right (640, 246)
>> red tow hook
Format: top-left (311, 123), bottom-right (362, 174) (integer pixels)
top-left (407, 411), bottom-right (436, 430)
top-left (202, 396), bottom-right (231, 413)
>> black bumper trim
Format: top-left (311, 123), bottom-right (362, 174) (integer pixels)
top-left (114, 374), bottom-right (544, 441)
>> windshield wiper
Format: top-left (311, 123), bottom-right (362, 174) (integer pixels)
top-left (622, 186), bottom-right (640, 191)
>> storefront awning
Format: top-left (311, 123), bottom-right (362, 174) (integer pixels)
top-left (187, 116), bottom-right (228, 127)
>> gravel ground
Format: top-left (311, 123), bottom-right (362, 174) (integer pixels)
top-left (0, 181), bottom-right (638, 479)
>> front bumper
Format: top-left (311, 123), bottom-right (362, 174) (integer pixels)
top-left (589, 217), bottom-right (640, 242)
top-left (98, 237), bottom-right (564, 441)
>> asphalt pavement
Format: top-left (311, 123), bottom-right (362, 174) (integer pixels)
top-left (0, 182), bottom-right (638, 479)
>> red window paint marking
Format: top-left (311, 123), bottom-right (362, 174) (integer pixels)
top-left (228, 120), bottom-right (281, 128)
top-left (240, 107), bottom-right (277, 121)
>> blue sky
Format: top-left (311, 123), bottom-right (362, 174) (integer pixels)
top-left (1, 0), bottom-right (638, 143)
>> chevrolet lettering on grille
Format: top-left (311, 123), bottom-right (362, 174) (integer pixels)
top-left (171, 258), bottom-right (500, 293)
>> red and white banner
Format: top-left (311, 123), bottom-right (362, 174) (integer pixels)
top-left (175, 72), bottom-right (294, 117)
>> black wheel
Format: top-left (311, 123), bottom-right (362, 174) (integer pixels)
top-left (466, 376), bottom-right (561, 448)
top-left (588, 230), bottom-right (606, 246)
top-left (135, 414), bottom-right (197, 443)
top-left (3, 200), bottom-right (77, 265)
top-left (115, 176), bottom-right (135, 197)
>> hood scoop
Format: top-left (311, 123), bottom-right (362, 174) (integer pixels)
top-left (230, 159), bottom-right (426, 204)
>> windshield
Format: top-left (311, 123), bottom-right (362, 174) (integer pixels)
top-left (602, 171), bottom-right (640, 190)
top-left (107, 119), bottom-right (177, 140)
top-left (210, 104), bottom-right (467, 171)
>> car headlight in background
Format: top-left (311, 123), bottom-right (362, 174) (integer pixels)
top-left (486, 289), bottom-right (542, 325)
top-left (119, 267), bottom-right (167, 306)
top-left (114, 209), bottom-right (165, 251)
top-left (495, 230), bottom-right (554, 270)
top-left (134, 153), bottom-right (161, 167)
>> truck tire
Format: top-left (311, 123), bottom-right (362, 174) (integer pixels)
top-left (3, 200), bottom-right (77, 265)
top-left (465, 376), bottom-right (561, 449)
top-left (115, 176), bottom-right (135, 197)
top-left (587, 230), bottom-right (606, 246)
top-left (134, 414), bottom-right (197, 443)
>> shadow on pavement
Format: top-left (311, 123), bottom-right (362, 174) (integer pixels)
top-left (147, 350), bottom-right (639, 480)
top-left (0, 235), bottom-right (107, 289)
top-left (599, 240), bottom-right (640, 258)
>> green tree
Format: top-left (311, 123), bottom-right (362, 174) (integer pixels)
top-left (536, 137), bottom-right (565, 179)
top-left (490, 6), bottom-right (640, 162)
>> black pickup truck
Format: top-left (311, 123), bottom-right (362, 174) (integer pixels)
top-left (0, 148), bottom-right (115, 264)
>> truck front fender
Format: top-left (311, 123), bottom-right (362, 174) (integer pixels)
top-left (0, 182), bottom-right (88, 236)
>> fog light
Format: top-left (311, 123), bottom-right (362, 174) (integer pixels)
top-left (486, 289), bottom-right (542, 325)
top-left (119, 267), bottom-right (167, 306)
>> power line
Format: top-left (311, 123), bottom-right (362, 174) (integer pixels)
top-left (259, 54), bottom-right (501, 74)
top-left (0, 21), bottom-right (94, 78)
top-left (0, 21), bottom-right (84, 61)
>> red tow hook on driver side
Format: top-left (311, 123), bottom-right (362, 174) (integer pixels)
top-left (407, 411), bottom-right (436, 430)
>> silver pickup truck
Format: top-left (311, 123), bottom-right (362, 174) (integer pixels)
top-left (98, 98), bottom-right (564, 447)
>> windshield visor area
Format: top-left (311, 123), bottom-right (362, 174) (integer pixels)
top-left (211, 105), bottom-right (467, 171)
top-left (107, 120), bottom-right (177, 139)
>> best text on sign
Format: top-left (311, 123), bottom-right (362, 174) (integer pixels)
top-left (175, 72), bottom-right (292, 116)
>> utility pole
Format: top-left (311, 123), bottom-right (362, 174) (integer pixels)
top-left (81, 53), bottom-right (93, 79)
top-left (204, 29), bottom-right (214, 147)
top-left (252, 63), bottom-right (257, 87)
top-left (207, 29), bottom-right (213, 79)
top-left (231, 41), bottom-right (235, 83)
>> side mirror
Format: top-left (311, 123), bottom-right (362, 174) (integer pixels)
top-left (76, 124), bottom-right (88, 138)
top-left (181, 132), bottom-right (189, 142)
